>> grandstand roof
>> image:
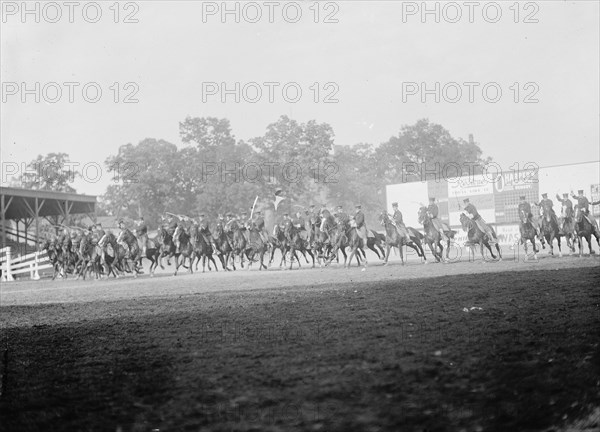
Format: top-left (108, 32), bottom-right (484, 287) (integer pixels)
top-left (0, 187), bottom-right (96, 220)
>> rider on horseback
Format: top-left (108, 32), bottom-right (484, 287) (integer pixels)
top-left (335, 205), bottom-right (350, 231)
top-left (198, 214), bottom-right (219, 255)
top-left (536, 193), bottom-right (560, 229)
top-left (518, 196), bottom-right (541, 237)
top-left (224, 212), bottom-right (239, 233)
top-left (462, 198), bottom-right (497, 245)
top-left (427, 197), bottom-right (449, 242)
top-left (320, 208), bottom-right (335, 243)
top-left (252, 210), bottom-right (269, 243)
top-left (135, 216), bottom-right (148, 256)
top-left (391, 202), bottom-right (412, 243)
top-left (571, 189), bottom-right (600, 235)
top-left (556, 193), bottom-right (574, 219)
top-left (354, 205), bottom-right (369, 246)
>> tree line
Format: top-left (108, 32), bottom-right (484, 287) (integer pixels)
top-left (16, 116), bottom-right (490, 228)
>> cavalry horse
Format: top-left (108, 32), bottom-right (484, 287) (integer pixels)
top-left (539, 208), bottom-right (562, 257)
top-left (172, 224), bottom-right (195, 275)
top-left (269, 224), bottom-right (289, 268)
top-left (98, 232), bottom-right (128, 278)
top-left (559, 211), bottom-right (577, 255)
top-left (326, 223), bottom-right (366, 269)
top-left (190, 224), bottom-right (219, 273)
top-left (156, 226), bottom-right (176, 270)
top-left (574, 206), bottom-right (599, 256)
top-left (76, 231), bottom-right (102, 280)
top-left (417, 206), bottom-right (454, 262)
top-left (117, 228), bottom-right (143, 277)
top-left (283, 220), bottom-right (315, 270)
top-left (378, 212), bottom-right (426, 265)
top-left (40, 238), bottom-right (63, 280)
top-left (459, 213), bottom-right (501, 261)
top-left (518, 210), bottom-right (540, 260)
top-left (227, 224), bottom-right (247, 269)
top-left (243, 222), bottom-right (268, 270)
top-left (213, 222), bottom-right (234, 271)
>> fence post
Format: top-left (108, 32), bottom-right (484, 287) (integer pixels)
top-left (33, 251), bottom-right (41, 280)
top-left (2, 248), bottom-right (14, 282)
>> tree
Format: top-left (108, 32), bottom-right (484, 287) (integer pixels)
top-left (19, 152), bottom-right (79, 192)
top-left (374, 119), bottom-right (490, 183)
top-left (102, 139), bottom-right (180, 225)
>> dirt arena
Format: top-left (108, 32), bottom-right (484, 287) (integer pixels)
top-left (1, 251), bottom-right (599, 432)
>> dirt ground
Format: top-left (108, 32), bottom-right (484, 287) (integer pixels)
top-left (0, 255), bottom-right (599, 432)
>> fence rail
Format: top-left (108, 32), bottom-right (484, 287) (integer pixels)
top-left (1, 247), bottom-right (51, 282)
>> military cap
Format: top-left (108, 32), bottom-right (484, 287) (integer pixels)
top-left (392, 202), bottom-right (398, 207)
top-left (429, 197), bottom-right (435, 202)
top-left (519, 195), bottom-right (526, 200)
top-left (578, 189), bottom-right (584, 194)
top-left (463, 198), bottom-right (470, 203)
top-left (541, 193), bottom-right (548, 198)
top-left (355, 204), bottom-right (362, 209)
top-left (562, 193), bottom-right (568, 197)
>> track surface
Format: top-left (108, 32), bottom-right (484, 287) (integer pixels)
top-left (1, 254), bottom-right (599, 431)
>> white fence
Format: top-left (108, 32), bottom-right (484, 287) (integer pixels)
top-left (0, 247), bottom-right (52, 282)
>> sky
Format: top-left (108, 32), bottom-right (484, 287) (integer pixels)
top-left (1, 0), bottom-right (599, 196)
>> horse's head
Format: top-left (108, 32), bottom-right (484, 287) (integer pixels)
top-left (378, 212), bottom-right (389, 226)
top-left (215, 222), bottom-right (224, 235)
top-left (418, 206), bottom-right (428, 224)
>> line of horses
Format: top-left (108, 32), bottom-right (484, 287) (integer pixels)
top-left (37, 205), bottom-right (598, 280)
top-left (517, 206), bottom-right (600, 260)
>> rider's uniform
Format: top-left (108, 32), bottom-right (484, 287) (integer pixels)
top-left (463, 202), bottom-right (496, 244)
top-left (537, 197), bottom-right (559, 228)
top-left (253, 214), bottom-right (269, 243)
top-left (556, 195), bottom-right (574, 219)
top-left (392, 208), bottom-right (412, 242)
top-left (354, 209), bottom-right (369, 245)
top-left (571, 193), bottom-right (600, 232)
top-left (427, 202), bottom-right (449, 241)
top-left (135, 220), bottom-right (148, 254)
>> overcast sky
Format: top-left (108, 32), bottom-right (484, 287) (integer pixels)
top-left (2, 1), bottom-right (599, 196)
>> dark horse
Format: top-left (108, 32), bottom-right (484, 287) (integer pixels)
top-left (574, 206), bottom-right (599, 257)
top-left (327, 223), bottom-right (366, 269)
top-left (269, 224), bottom-right (289, 268)
top-left (378, 212), bottom-right (426, 265)
top-left (518, 210), bottom-right (539, 260)
top-left (172, 224), bottom-right (195, 276)
top-left (283, 220), bottom-right (315, 270)
top-left (539, 208), bottom-right (562, 257)
top-left (417, 206), bottom-right (455, 262)
top-left (559, 212), bottom-right (577, 255)
top-left (190, 224), bottom-right (218, 273)
top-left (213, 222), bottom-right (234, 271)
top-left (459, 213), bottom-right (501, 261)
top-left (243, 222), bottom-right (268, 270)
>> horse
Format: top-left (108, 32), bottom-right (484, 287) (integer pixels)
top-left (518, 209), bottom-right (540, 260)
top-left (269, 224), bottom-right (289, 268)
top-left (190, 224), bottom-right (218, 273)
top-left (378, 212), bottom-right (426, 265)
top-left (459, 213), bottom-right (501, 261)
top-left (417, 206), bottom-right (454, 262)
top-left (366, 230), bottom-right (387, 260)
top-left (326, 223), bottom-right (366, 269)
top-left (308, 214), bottom-right (333, 267)
top-left (283, 220), bottom-right (315, 270)
top-left (172, 224), bottom-right (195, 276)
top-left (156, 226), bottom-right (176, 270)
top-left (213, 222), bottom-right (234, 271)
top-left (39, 238), bottom-right (62, 280)
top-left (574, 206), bottom-right (599, 257)
top-left (227, 224), bottom-right (247, 269)
top-left (243, 222), bottom-right (268, 270)
top-left (116, 228), bottom-right (143, 277)
top-left (76, 231), bottom-right (102, 280)
top-left (539, 208), bottom-right (562, 257)
top-left (559, 213), bottom-right (577, 255)
top-left (98, 232), bottom-right (128, 278)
